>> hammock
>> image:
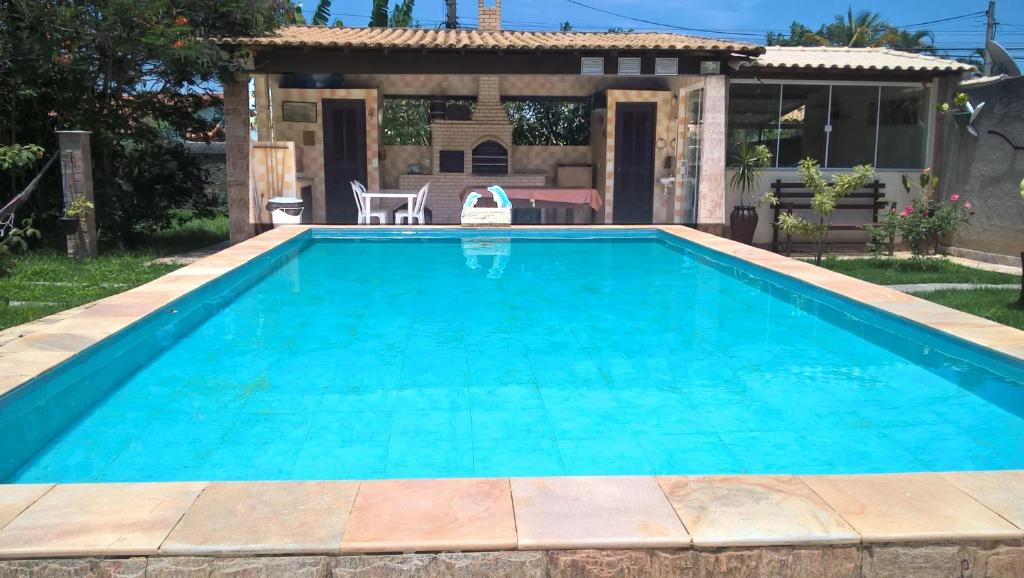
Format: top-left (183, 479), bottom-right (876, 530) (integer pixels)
top-left (0, 154), bottom-right (58, 238)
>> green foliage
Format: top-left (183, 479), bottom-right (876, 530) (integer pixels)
top-left (0, 0), bottom-right (288, 244)
top-left (939, 92), bottom-right (972, 115)
top-left (818, 256), bottom-right (1018, 285)
top-left (728, 143), bottom-right (772, 207)
top-left (95, 139), bottom-right (216, 247)
top-left (865, 206), bottom-right (900, 257)
top-left (765, 8), bottom-right (933, 52)
top-left (0, 144), bottom-right (44, 171)
top-left (560, 21), bottom-right (573, 32)
top-left (381, 98), bottom-right (431, 145)
top-left (64, 194), bottom-right (94, 219)
top-left (895, 193), bottom-right (971, 257)
top-left (504, 100), bottom-right (591, 146)
top-left (389, 0), bottom-right (415, 27)
top-left (311, 0), bottom-right (332, 25)
top-left (921, 289), bottom-right (1024, 331)
top-left (0, 218), bottom-right (40, 275)
top-left (770, 158), bottom-right (875, 265)
top-left (369, 0), bottom-right (389, 26)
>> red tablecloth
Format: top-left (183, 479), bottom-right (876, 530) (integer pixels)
top-left (461, 187), bottom-right (603, 211)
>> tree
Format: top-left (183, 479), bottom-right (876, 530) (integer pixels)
top-left (876, 28), bottom-right (935, 53)
top-left (766, 22), bottom-right (827, 47)
top-left (560, 21), bottom-right (572, 32)
top-left (825, 8), bottom-right (886, 47)
top-left (0, 0), bottom-right (290, 246)
top-left (765, 8), bottom-right (934, 53)
top-left (368, 0), bottom-right (416, 28)
top-left (765, 159), bottom-right (875, 265)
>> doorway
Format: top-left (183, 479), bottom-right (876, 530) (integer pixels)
top-left (612, 102), bottom-right (656, 224)
top-left (323, 99), bottom-right (367, 223)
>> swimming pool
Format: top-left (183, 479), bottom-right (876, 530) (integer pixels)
top-left (3, 228), bottom-right (1023, 483)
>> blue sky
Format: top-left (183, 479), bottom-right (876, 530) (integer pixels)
top-left (300, 0), bottom-right (1024, 65)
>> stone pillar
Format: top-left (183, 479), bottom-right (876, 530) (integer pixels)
top-left (697, 75), bottom-right (727, 235)
top-left (224, 73), bottom-right (253, 244)
top-left (57, 131), bottom-right (98, 258)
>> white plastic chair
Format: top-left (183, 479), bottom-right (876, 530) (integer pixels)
top-left (351, 181), bottom-right (387, 224)
top-left (394, 183), bottom-right (430, 225)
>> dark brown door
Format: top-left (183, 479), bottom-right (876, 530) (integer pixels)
top-left (323, 99), bottom-right (367, 223)
top-left (613, 102), bottom-right (656, 224)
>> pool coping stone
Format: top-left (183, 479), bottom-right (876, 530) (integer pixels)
top-left (0, 224), bottom-right (1022, 558)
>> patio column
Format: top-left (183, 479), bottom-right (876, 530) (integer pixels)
top-left (697, 75), bottom-right (727, 235)
top-left (224, 73), bottom-right (253, 244)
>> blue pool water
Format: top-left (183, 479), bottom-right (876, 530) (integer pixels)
top-left (3, 229), bottom-right (1024, 482)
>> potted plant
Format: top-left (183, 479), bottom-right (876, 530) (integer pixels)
top-left (59, 194), bottom-right (93, 236)
top-left (939, 92), bottom-right (984, 135)
top-left (728, 142), bottom-right (772, 244)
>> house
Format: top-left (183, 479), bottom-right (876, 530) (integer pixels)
top-left (214, 0), bottom-right (973, 244)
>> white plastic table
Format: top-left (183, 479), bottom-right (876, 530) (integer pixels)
top-left (360, 190), bottom-right (418, 224)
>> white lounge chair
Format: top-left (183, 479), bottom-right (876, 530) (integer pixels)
top-left (394, 183), bottom-right (430, 225)
top-left (351, 181), bottom-right (387, 224)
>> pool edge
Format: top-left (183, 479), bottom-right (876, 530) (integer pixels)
top-left (0, 225), bottom-right (1022, 562)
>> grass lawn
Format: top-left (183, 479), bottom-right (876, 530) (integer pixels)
top-left (817, 257), bottom-right (1019, 285)
top-left (0, 212), bottom-right (228, 332)
top-left (133, 211), bottom-right (229, 256)
top-left (0, 253), bottom-right (182, 331)
top-left (920, 289), bottom-right (1024, 331)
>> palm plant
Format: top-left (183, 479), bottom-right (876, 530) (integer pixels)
top-left (876, 28), bottom-right (935, 53)
top-left (311, 0), bottom-right (332, 25)
top-left (825, 8), bottom-right (886, 47)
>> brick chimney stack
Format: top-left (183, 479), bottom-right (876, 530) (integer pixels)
top-left (477, 0), bottom-right (501, 31)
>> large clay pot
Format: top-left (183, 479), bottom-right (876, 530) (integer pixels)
top-left (729, 206), bottom-right (758, 245)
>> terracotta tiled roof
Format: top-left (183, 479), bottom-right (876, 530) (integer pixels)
top-left (753, 46), bottom-right (974, 73)
top-left (213, 26), bottom-right (763, 54)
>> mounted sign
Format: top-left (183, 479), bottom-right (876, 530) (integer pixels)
top-left (282, 101), bottom-right (317, 123)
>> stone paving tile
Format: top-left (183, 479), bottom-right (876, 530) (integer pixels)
top-left (0, 484), bottom-right (53, 530)
top-left (0, 482), bottom-right (205, 558)
top-left (341, 478), bottom-right (516, 553)
top-left (161, 481), bottom-right (360, 555)
top-left (658, 475), bottom-right (859, 547)
top-left (801, 474), bottom-right (1024, 543)
top-left (511, 476), bottom-right (689, 549)
top-left (942, 470), bottom-right (1024, 530)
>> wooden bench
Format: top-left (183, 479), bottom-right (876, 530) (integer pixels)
top-left (770, 179), bottom-right (886, 254)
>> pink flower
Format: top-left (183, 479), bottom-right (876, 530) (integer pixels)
top-left (900, 206), bottom-right (914, 217)
top-left (964, 201), bottom-right (973, 210)
top-left (949, 193), bottom-right (960, 202)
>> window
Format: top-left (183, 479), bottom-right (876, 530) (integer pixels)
top-left (503, 98), bottom-right (591, 146)
top-left (827, 85), bottom-right (879, 168)
top-left (876, 86), bottom-right (928, 169)
top-left (728, 82), bottom-right (930, 169)
top-left (777, 84), bottom-right (830, 167)
top-left (727, 83), bottom-right (780, 164)
top-left (381, 97), bottom-right (430, 145)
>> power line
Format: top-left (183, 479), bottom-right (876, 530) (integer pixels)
top-left (562, 0), bottom-right (764, 37)
top-left (891, 11), bottom-right (988, 29)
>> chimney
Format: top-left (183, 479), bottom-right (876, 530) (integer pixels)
top-left (477, 0), bottom-right (501, 31)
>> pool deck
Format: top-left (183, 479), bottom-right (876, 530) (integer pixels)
top-left (1, 225), bottom-right (1023, 575)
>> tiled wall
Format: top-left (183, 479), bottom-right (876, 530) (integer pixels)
top-left (270, 87), bottom-right (380, 223)
top-left (256, 73), bottom-right (726, 227)
top-left (603, 90), bottom-right (676, 224)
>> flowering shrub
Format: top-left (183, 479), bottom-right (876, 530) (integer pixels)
top-left (865, 169), bottom-right (972, 257)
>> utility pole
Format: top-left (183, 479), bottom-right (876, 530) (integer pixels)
top-left (984, 0), bottom-right (996, 76)
top-left (444, 0), bottom-right (457, 28)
